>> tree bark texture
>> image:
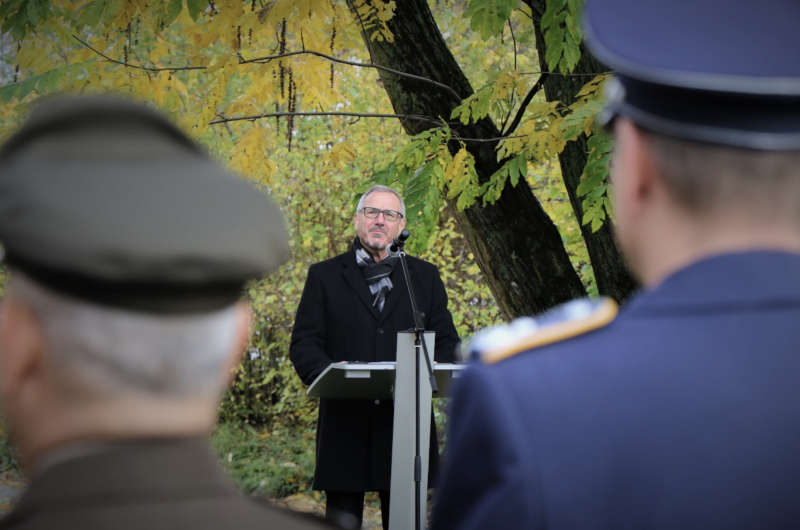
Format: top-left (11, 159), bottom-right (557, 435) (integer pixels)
top-left (525, 0), bottom-right (638, 302)
top-left (347, 0), bottom-right (586, 319)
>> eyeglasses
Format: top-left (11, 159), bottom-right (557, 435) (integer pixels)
top-left (359, 207), bottom-right (404, 222)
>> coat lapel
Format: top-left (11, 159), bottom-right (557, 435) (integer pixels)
top-left (378, 259), bottom-right (409, 325)
top-left (340, 252), bottom-right (381, 320)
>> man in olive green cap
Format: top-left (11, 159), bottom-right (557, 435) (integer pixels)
top-left (0, 95), bottom-right (329, 529)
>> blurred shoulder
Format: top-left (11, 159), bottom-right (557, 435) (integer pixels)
top-left (466, 297), bottom-right (619, 365)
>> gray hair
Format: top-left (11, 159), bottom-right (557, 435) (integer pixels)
top-left (6, 272), bottom-right (240, 399)
top-left (356, 184), bottom-right (406, 217)
top-left (644, 130), bottom-right (800, 223)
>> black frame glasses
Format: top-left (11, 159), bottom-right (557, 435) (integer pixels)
top-left (359, 206), bottom-right (404, 222)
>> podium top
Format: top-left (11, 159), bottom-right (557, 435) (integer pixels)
top-left (306, 362), bottom-right (465, 399)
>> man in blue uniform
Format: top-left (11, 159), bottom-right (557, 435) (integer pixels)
top-left (431, 1), bottom-right (800, 529)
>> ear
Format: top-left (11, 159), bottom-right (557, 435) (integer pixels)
top-left (0, 297), bottom-right (45, 401)
top-left (613, 118), bottom-right (659, 212)
top-left (221, 301), bottom-right (252, 388)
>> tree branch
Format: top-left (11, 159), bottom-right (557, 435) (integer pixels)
top-left (499, 90), bottom-right (516, 133)
top-left (523, 0), bottom-right (546, 18)
top-left (520, 70), bottom-right (610, 77)
top-left (516, 7), bottom-right (534, 20)
top-left (242, 49), bottom-right (462, 100)
top-left (208, 111), bottom-right (523, 143)
top-left (508, 19), bottom-right (518, 71)
top-left (73, 36), bottom-right (205, 72)
top-left (75, 34), bottom-right (463, 101)
top-left (349, 0), bottom-right (376, 64)
top-left (209, 111), bottom-right (445, 126)
top-left (503, 73), bottom-right (548, 136)
top-left (453, 135), bottom-right (525, 143)
top-left (499, 21), bottom-right (519, 133)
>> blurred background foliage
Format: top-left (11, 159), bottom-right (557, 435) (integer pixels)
top-left (0, 0), bottom-right (598, 500)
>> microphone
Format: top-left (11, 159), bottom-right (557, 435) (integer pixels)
top-left (389, 229), bottom-right (410, 253)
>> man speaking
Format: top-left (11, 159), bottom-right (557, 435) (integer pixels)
top-left (290, 185), bottom-right (459, 529)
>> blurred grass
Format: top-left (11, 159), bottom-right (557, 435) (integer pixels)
top-left (0, 425), bottom-right (21, 484)
top-left (0, 421), bottom-right (319, 500)
top-left (211, 422), bottom-right (318, 499)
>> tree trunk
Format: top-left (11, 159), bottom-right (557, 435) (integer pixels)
top-left (525, 0), bottom-right (638, 302)
top-left (347, 0), bottom-right (585, 319)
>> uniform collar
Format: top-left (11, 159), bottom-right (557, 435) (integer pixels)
top-left (624, 250), bottom-right (800, 315)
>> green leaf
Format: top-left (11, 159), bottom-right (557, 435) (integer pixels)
top-left (576, 130), bottom-right (612, 231)
top-left (465, 0), bottom-right (520, 40)
top-left (103, 0), bottom-right (123, 23)
top-left (164, 0), bottom-right (183, 26)
top-left (565, 9), bottom-right (582, 41)
top-left (508, 164), bottom-right (520, 187)
top-left (509, 155), bottom-right (526, 187)
top-left (0, 77), bottom-right (35, 103)
top-left (543, 24), bottom-right (564, 71)
top-left (406, 161), bottom-right (434, 207)
top-left (575, 174), bottom-right (593, 196)
top-left (78, 0), bottom-right (106, 28)
top-left (0, 83), bottom-right (20, 104)
top-left (451, 99), bottom-right (473, 125)
top-left (25, 0), bottom-right (42, 26)
top-left (567, 0), bottom-right (584, 15)
top-left (186, 0), bottom-right (207, 22)
top-left (482, 155), bottom-right (526, 205)
top-left (406, 176), bottom-right (427, 207)
top-left (602, 195), bottom-right (614, 222)
top-left (4, 3), bottom-right (29, 40)
top-left (0, 0), bottom-right (25, 20)
top-left (542, 0), bottom-right (567, 30)
top-left (1, 61), bottom-right (91, 103)
top-left (540, 2), bottom-right (557, 30)
top-left (561, 33), bottom-right (581, 72)
top-left (403, 159), bottom-right (444, 253)
top-left (35, 69), bottom-right (61, 94)
top-left (542, 0), bottom-right (583, 73)
top-left (587, 184), bottom-right (606, 199)
top-left (372, 163), bottom-right (398, 187)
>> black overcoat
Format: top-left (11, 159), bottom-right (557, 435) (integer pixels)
top-left (290, 249), bottom-right (459, 491)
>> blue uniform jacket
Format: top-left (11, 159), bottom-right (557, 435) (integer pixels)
top-left (432, 251), bottom-right (800, 530)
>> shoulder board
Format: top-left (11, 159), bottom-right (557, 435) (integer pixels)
top-left (466, 297), bottom-right (618, 365)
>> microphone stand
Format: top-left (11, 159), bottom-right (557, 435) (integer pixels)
top-left (392, 233), bottom-right (437, 530)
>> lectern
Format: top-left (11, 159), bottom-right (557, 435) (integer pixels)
top-left (306, 331), bottom-right (464, 530)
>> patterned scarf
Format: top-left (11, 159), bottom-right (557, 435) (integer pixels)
top-left (353, 237), bottom-right (397, 312)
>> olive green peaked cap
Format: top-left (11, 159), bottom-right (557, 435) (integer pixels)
top-left (0, 95), bottom-right (289, 312)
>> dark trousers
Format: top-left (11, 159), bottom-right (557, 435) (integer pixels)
top-left (325, 490), bottom-right (389, 530)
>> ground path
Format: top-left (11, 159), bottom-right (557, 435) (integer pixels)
top-left (275, 494), bottom-right (383, 529)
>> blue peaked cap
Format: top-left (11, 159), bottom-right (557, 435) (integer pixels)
top-left (583, 0), bottom-right (800, 150)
